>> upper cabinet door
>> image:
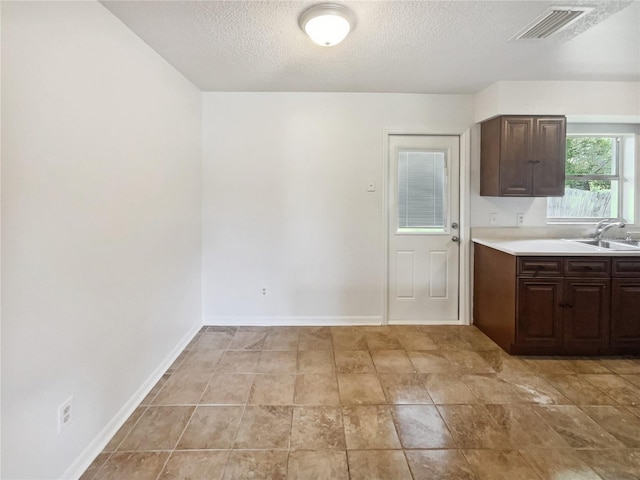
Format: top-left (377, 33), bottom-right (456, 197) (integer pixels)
top-left (500, 117), bottom-right (534, 196)
top-left (532, 118), bottom-right (566, 196)
top-left (480, 115), bottom-right (566, 197)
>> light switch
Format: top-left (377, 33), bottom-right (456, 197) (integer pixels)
top-left (367, 181), bottom-right (376, 192)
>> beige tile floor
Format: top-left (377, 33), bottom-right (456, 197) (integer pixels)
top-left (81, 325), bottom-right (640, 480)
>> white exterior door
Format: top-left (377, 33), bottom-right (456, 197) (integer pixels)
top-left (387, 135), bottom-right (460, 323)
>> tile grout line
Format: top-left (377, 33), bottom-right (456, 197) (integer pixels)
top-left (517, 448), bottom-right (556, 480)
top-left (223, 328), bottom-right (281, 476)
top-left (384, 393), bottom-right (414, 479)
top-left (400, 342), bottom-right (436, 480)
top-left (332, 329), bottom-right (354, 479)
top-left (152, 327), bottom-right (235, 480)
top-left (200, 329), bottom-right (238, 478)
top-left (283, 332), bottom-right (301, 477)
top-left (328, 332), bottom-right (354, 480)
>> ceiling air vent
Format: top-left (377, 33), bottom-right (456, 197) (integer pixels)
top-left (512, 6), bottom-right (593, 40)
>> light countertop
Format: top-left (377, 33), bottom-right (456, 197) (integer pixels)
top-left (472, 237), bottom-right (640, 256)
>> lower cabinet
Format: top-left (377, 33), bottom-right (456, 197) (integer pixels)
top-left (562, 278), bottom-right (610, 352)
top-left (611, 278), bottom-right (640, 350)
top-left (474, 243), bottom-right (640, 355)
top-left (516, 277), bottom-right (563, 349)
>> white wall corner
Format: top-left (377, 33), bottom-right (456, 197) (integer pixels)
top-left (474, 82), bottom-right (502, 123)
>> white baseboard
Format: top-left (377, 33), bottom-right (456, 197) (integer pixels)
top-left (205, 316), bottom-right (383, 326)
top-left (387, 319), bottom-right (465, 325)
top-left (61, 322), bottom-right (202, 480)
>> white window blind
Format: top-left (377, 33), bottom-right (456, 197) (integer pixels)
top-left (398, 150), bottom-right (446, 229)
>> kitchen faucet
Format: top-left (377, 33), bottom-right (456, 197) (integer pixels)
top-left (593, 219), bottom-right (625, 241)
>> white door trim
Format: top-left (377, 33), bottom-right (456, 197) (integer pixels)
top-left (382, 129), bottom-right (471, 325)
top-left (459, 129), bottom-right (472, 326)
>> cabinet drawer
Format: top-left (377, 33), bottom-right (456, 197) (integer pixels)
top-left (565, 258), bottom-right (611, 278)
top-left (518, 257), bottom-right (563, 276)
top-left (613, 258), bottom-right (640, 277)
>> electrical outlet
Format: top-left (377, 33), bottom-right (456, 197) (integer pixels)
top-left (261, 287), bottom-right (267, 296)
top-left (58, 396), bottom-right (73, 434)
top-left (489, 213), bottom-right (498, 225)
top-left (516, 213), bottom-right (525, 226)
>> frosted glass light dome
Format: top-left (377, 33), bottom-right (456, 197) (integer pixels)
top-left (299, 4), bottom-right (355, 47)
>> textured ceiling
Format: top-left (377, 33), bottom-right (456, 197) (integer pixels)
top-left (101, 0), bottom-right (640, 94)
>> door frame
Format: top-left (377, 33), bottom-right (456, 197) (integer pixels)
top-left (382, 129), bottom-right (471, 325)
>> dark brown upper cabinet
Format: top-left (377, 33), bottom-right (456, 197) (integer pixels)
top-left (480, 115), bottom-right (566, 197)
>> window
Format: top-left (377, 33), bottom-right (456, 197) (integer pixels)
top-left (397, 150), bottom-right (446, 231)
top-left (547, 124), bottom-right (638, 224)
top-left (547, 135), bottom-right (628, 222)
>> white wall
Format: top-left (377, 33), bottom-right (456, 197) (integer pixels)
top-left (471, 81), bottom-right (640, 229)
top-left (202, 93), bottom-right (474, 324)
top-left (475, 81), bottom-right (640, 124)
top-left (1, 2), bottom-right (202, 478)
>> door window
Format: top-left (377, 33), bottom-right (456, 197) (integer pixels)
top-left (397, 150), bottom-right (447, 232)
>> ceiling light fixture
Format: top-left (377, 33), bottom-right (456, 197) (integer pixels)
top-left (299, 4), bottom-right (355, 47)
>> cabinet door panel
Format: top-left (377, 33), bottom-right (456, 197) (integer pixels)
top-left (563, 279), bottom-right (609, 351)
top-left (517, 278), bottom-right (563, 347)
top-left (611, 278), bottom-right (640, 351)
top-left (532, 118), bottom-right (566, 196)
top-left (500, 117), bottom-right (534, 196)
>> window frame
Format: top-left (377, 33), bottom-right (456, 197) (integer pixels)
top-left (547, 133), bottom-right (624, 224)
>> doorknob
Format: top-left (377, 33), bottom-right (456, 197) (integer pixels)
top-left (452, 236), bottom-right (459, 243)
top-left (451, 223), bottom-right (459, 229)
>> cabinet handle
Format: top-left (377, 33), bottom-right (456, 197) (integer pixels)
top-left (528, 160), bottom-right (541, 165)
top-left (559, 302), bottom-right (574, 308)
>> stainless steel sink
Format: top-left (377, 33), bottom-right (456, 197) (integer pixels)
top-left (619, 239), bottom-right (640, 247)
top-left (570, 239), bottom-right (640, 251)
